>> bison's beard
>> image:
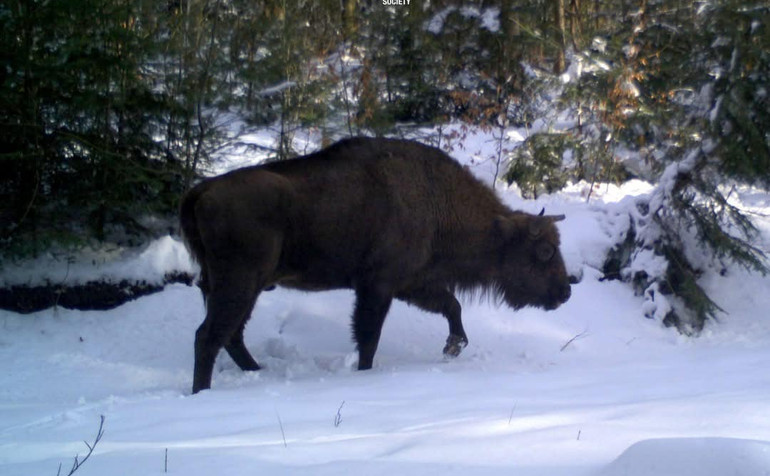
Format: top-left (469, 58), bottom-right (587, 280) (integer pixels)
top-left (453, 278), bottom-right (569, 311)
top-left (502, 282), bottom-right (569, 311)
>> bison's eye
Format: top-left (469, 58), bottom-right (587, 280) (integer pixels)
top-left (536, 242), bottom-right (555, 262)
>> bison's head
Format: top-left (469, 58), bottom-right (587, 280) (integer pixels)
top-left (493, 210), bottom-right (571, 311)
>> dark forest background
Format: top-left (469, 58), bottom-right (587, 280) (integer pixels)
top-left (2, 0), bottom-right (768, 329)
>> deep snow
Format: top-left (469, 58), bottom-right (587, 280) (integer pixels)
top-left (2, 126), bottom-right (770, 475)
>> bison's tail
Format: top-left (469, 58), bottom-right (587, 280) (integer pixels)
top-left (179, 184), bottom-right (207, 269)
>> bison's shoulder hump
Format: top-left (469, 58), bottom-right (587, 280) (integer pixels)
top-left (333, 137), bottom-right (468, 172)
top-left (257, 138), bottom-right (494, 200)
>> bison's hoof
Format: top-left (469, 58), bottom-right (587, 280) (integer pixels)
top-left (443, 334), bottom-right (468, 358)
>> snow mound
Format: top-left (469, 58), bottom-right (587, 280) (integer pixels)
top-left (1, 235), bottom-right (194, 287)
top-left (122, 235), bottom-right (196, 281)
top-left (599, 438), bottom-right (770, 476)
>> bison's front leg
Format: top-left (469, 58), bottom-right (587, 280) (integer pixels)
top-left (443, 334), bottom-right (469, 358)
top-left (352, 284), bottom-right (394, 370)
top-left (397, 287), bottom-right (468, 359)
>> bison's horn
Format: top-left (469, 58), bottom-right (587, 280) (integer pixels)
top-left (538, 208), bottom-right (565, 222)
top-left (529, 213), bottom-right (567, 237)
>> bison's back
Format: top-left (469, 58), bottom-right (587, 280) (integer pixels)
top-left (262, 137), bottom-right (504, 228)
top-left (259, 138), bottom-right (507, 290)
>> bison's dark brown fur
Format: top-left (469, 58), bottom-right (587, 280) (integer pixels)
top-left (181, 137), bottom-right (571, 393)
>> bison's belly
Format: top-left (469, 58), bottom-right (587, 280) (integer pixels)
top-left (278, 278), bottom-right (350, 292)
top-left (273, 266), bottom-right (354, 292)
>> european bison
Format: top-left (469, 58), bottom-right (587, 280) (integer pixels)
top-left (181, 137), bottom-right (571, 393)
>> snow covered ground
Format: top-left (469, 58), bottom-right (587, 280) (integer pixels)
top-left (2, 127), bottom-right (770, 475)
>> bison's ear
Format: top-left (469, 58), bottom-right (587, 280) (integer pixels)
top-left (493, 215), bottom-right (525, 241)
top-left (529, 217), bottom-right (544, 238)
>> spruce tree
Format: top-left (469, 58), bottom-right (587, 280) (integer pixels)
top-left (504, 0), bottom-right (769, 332)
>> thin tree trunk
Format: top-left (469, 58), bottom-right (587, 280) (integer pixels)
top-left (554, 0), bottom-right (568, 74)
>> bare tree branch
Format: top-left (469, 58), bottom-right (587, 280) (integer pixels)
top-left (56, 415), bottom-right (105, 476)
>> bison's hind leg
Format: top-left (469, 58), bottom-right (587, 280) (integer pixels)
top-left (225, 318), bottom-right (261, 371)
top-left (397, 287), bottom-right (468, 359)
top-left (192, 264), bottom-right (264, 394)
top-left (197, 268), bottom-right (260, 368)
